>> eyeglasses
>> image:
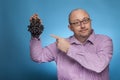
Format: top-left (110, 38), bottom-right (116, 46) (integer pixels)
top-left (70, 18), bottom-right (91, 26)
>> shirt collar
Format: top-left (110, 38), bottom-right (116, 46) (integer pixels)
top-left (68, 30), bottom-right (95, 45)
top-left (87, 31), bottom-right (95, 44)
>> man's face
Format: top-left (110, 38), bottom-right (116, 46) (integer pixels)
top-left (69, 10), bottom-right (92, 38)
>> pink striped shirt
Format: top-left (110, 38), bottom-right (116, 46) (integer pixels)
top-left (30, 32), bottom-right (113, 80)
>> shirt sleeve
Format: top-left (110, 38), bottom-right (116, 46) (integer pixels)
top-left (30, 38), bottom-right (57, 63)
top-left (67, 37), bottom-right (113, 73)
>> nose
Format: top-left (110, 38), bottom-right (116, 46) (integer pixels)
top-left (79, 22), bottom-right (85, 29)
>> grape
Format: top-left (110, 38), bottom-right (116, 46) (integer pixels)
top-left (28, 16), bottom-right (44, 38)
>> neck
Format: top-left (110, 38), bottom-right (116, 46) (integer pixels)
top-left (75, 36), bottom-right (88, 43)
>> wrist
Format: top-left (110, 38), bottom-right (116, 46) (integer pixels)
top-left (31, 36), bottom-right (40, 40)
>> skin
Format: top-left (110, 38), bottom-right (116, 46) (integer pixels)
top-left (30, 9), bottom-right (92, 53)
top-left (68, 9), bottom-right (92, 43)
top-left (51, 9), bottom-right (92, 53)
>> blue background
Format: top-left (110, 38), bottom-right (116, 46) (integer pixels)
top-left (0, 0), bottom-right (120, 80)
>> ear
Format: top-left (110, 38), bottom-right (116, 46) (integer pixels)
top-left (68, 25), bottom-right (73, 31)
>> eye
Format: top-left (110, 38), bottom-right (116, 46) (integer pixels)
top-left (83, 20), bottom-right (88, 23)
top-left (71, 21), bottom-right (79, 26)
top-left (82, 18), bottom-right (90, 24)
top-left (74, 22), bottom-right (79, 25)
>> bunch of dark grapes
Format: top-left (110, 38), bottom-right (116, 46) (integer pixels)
top-left (28, 17), bottom-right (44, 38)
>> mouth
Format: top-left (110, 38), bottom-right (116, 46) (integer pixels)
top-left (80, 29), bottom-right (88, 33)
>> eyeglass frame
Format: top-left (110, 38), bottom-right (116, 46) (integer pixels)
top-left (69, 17), bottom-right (91, 27)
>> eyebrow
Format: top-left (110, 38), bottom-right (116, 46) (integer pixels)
top-left (71, 17), bottom-right (90, 22)
top-left (71, 19), bottom-right (80, 22)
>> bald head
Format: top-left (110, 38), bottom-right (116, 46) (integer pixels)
top-left (68, 8), bottom-right (90, 24)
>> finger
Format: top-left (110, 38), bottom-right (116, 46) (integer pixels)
top-left (50, 34), bottom-right (61, 39)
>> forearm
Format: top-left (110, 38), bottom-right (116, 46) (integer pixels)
top-left (30, 38), bottom-right (43, 62)
top-left (30, 38), bottom-right (56, 63)
top-left (67, 39), bottom-right (113, 73)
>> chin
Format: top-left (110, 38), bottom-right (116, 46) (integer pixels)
top-left (81, 31), bottom-right (91, 37)
top-left (81, 36), bottom-right (88, 38)
top-left (80, 34), bottom-right (89, 38)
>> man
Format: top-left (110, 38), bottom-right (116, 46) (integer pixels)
top-left (29, 8), bottom-right (113, 80)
